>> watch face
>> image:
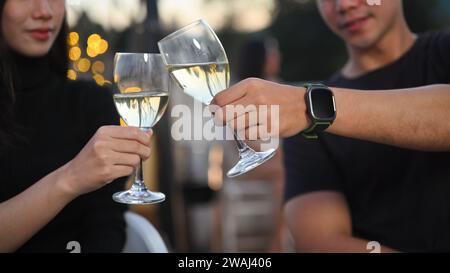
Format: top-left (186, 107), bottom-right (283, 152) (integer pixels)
top-left (310, 88), bottom-right (336, 120)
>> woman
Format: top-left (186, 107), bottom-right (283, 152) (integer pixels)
top-left (0, 0), bottom-right (152, 252)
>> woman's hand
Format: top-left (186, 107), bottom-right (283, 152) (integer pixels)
top-left (60, 126), bottom-right (153, 197)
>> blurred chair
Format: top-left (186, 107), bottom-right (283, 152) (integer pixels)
top-left (122, 211), bottom-right (169, 253)
top-left (221, 180), bottom-right (277, 252)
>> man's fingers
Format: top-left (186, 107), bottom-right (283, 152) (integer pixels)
top-left (228, 111), bottom-right (262, 132)
top-left (235, 125), bottom-right (272, 141)
top-left (227, 107), bottom-right (275, 140)
top-left (211, 79), bottom-right (254, 107)
top-left (213, 96), bottom-right (261, 126)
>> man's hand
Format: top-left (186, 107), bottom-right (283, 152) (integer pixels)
top-left (211, 78), bottom-right (309, 139)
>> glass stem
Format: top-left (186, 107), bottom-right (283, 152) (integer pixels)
top-left (232, 129), bottom-right (254, 156)
top-left (132, 158), bottom-right (148, 192)
top-left (213, 111), bottom-right (255, 156)
top-left (133, 127), bottom-right (148, 190)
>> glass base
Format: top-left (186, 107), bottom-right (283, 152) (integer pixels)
top-left (226, 148), bottom-right (276, 178)
top-left (113, 183), bottom-right (165, 205)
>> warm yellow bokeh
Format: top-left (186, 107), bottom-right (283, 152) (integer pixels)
top-left (208, 145), bottom-right (224, 191)
top-left (98, 39), bottom-right (109, 54)
top-left (120, 118), bottom-right (127, 127)
top-left (68, 32), bottom-right (79, 46)
top-left (87, 34), bottom-right (102, 48)
top-left (68, 46), bottom-right (81, 61)
top-left (67, 32), bottom-right (110, 86)
top-left (91, 61), bottom-right (105, 74)
top-left (86, 34), bottom-right (109, 58)
top-left (114, 74), bottom-right (120, 84)
top-left (86, 46), bottom-right (98, 58)
top-left (124, 87), bottom-right (143, 93)
top-left (77, 58), bottom-right (91, 73)
top-left (67, 69), bottom-right (77, 80)
top-left (93, 74), bottom-right (105, 86)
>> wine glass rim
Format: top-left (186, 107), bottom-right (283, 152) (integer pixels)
top-left (158, 19), bottom-right (210, 45)
top-left (114, 52), bottom-right (161, 56)
top-left (157, 19), bottom-right (228, 65)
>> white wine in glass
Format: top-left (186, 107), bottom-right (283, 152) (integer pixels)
top-left (168, 62), bottom-right (230, 105)
top-left (114, 91), bottom-right (169, 130)
top-left (112, 53), bottom-right (168, 205)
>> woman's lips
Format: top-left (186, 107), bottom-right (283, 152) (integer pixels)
top-left (28, 29), bottom-right (52, 41)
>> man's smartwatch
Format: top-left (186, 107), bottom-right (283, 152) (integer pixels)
top-left (301, 83), bottom-right (337, 140)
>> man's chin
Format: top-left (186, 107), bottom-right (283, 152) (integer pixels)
top-left (347, 36), bottom-right (378, 50)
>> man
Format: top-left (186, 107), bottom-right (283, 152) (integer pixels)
top-left (211, 0), bottom-right (450, 252)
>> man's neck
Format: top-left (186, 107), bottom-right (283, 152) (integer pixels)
top-left (342, 21), bottom-right (416, 79)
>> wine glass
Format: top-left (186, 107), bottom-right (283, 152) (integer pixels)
top-left (112, 53), bottom-right (169, 204)
top-left (158, 19), bottom-right (276, 178)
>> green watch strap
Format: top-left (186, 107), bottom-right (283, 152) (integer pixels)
top-left (301, 83), bottom-right (333, 140)
top-left (301, 122), bottom-right (331, 140)
top-left (304, 83), bottom-right (326, 89)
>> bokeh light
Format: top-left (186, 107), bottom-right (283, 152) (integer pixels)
top-left (87, 34), bottom-right (101, 48)
top-left (86, 46), bottom-right (98, 58)
top-left (68, 46), bottom-right (81, 61)
top-left (98, 39), bottom-right (109, 55)
top-left (77, 58), bottom-right (91, 73)
top-left (124, 87), bottom-right (143, 93)
top-left (91, 61), bottom-right (105, 74)
top-left (67, 32), bottom-right (110, 86)
top-left (93, 74), bottom-right (106, 86)
top-left (67, 32), bottom-right (79, 46)
top-left (67, 69), bottom-right (77, 81)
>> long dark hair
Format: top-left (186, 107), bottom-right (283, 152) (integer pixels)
top-left (0, 0), bottom-right (68, 150)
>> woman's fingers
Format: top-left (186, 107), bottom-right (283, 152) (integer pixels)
top-left (110, 151), bottom-right (142, 168)
top-left (109, 139), bottom-right (152, 160)
top-left (111, 165), bottom-right (135, 180)
top-left (98, 126), bottom-right (153, 146)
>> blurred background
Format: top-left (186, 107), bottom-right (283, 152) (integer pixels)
top-left (65, 0), bottom-right (450, 253)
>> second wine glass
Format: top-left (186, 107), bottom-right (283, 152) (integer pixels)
top-left (158, 19), bottom-right (276, 178)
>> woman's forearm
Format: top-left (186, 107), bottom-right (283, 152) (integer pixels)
top-left (0, 163), bottom-right (77, 252)
top-left (330, 84), bottom-right (450, 151)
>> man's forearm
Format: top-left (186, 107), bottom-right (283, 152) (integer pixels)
top-left (299, 234), bottom-right (398, 253)
top-left (329, 84), bottom-right (450, 151)
top-left (211, 79), bottom-right (450, 151)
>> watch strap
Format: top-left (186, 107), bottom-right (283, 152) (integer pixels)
top-left (301, 83), bottom-right (333, 140)
top-left (301, 121), bottom-right (331, 140)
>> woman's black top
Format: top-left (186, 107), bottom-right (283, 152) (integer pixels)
top-left (0, 54), bottom-right (128, 252)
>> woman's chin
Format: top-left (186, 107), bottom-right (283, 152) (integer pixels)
top-left (12, 43), bottom-right (52, 58)
top-left (18, 48), bottom-right (51, 58)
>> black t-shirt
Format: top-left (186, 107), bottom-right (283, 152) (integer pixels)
top-left (0, 55), bottom-right (127, 252)
top-left (284, 31), bottom-right (450, 252)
